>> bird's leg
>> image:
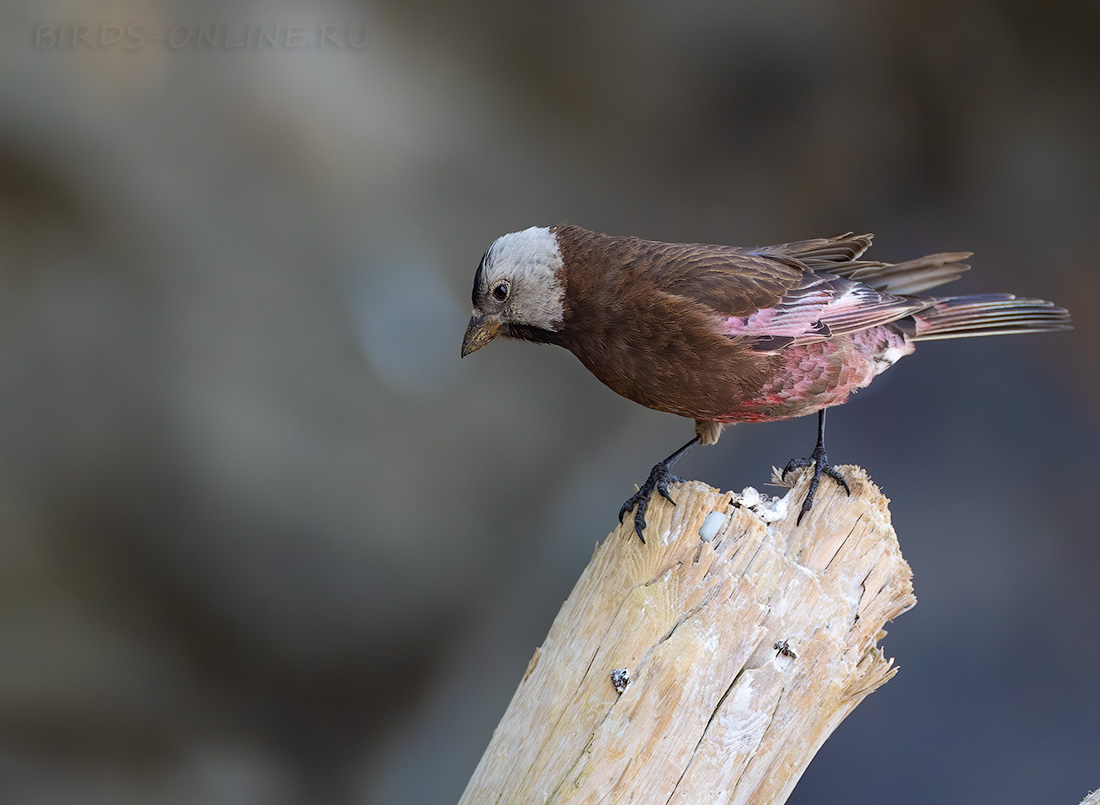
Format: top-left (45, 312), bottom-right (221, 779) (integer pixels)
top-left (618, 436), bottom-right (700, 542)
top-left (782, 408), bottom-right (851, 525)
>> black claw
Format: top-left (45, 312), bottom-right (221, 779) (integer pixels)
top-left (618, 436), bottom-right (700, 543)
top-left (789, 444), bottom-right (849, 525)
top-left (824, 465), bottom-right (851, 496)
top-left (634, 506), bottom-right (647, 543)
top-left (657, 476), bottom-right (679, 505)
top-left (781, 456), bottom-right (810, 481)
top-left (787, 409), bottom-right (849, 525)
top-left (619, 465), bottom-right (686, 542)
top-left (617, 500), bottom-right (632, 525)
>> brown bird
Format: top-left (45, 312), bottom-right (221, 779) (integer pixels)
top-left (461, 225), bottom-right (1071, 539)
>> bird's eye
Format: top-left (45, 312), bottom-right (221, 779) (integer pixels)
top-left (491, 281), bottom-right (509, 301)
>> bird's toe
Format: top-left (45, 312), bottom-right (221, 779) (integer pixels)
top-left (823, 465), bottom-right (851, 496)
top-left (619, 463), bottom-right (685, 542)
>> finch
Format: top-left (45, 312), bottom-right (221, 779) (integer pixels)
top-left (461, 225), bottom-right (1071, 540)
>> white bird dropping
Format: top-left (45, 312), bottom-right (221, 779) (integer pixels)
top-left (699, 511), bottom-right (727, 541)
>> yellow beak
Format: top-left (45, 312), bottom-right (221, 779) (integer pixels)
top-left (461, 315), bottom-right (501, 357)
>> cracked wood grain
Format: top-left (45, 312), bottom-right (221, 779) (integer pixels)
top-left (458, 466), bottom-right (916, 805)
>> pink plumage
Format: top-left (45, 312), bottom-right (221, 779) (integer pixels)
top-left (462, 225), bottom-right (1072, 538)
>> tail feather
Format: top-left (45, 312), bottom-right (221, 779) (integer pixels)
top-left (778, 235), bottom-right (975, 296)
top-left (911, 294), bottom-right (1072, 341)
top-left (840, 252), bottom-right (973, 295)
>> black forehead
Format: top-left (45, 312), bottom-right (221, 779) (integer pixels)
top-left (471, 249), bottom-right (489, 305)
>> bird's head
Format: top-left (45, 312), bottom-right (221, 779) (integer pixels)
top-left (461, 226), bottom-right (566, 357)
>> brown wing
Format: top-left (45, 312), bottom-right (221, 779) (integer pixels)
top-left (554, 226), bottom-right (957, 351)
top-left (612, 236), bottom-right (925, 352)
top-left (618, 238), bottom-right (805, 317)
top-left (764, 232), bottom-right (875, 267)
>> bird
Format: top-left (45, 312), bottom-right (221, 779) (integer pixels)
top-left (461, 224), bottom-right (1071, 540)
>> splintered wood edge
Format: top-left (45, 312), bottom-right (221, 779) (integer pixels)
top-left (460, 466), bottom-right (916, 805)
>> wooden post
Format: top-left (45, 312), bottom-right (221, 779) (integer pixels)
top-left (459, 466), bottom-right (916, 805)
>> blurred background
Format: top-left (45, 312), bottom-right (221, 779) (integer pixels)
top-left (0, 0), bottom-right (1097, 803)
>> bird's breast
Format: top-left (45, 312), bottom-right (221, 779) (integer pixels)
top-left (560, 305), bottom-right (910, 424)
top-left (559, 299), bottom-right (772, 421)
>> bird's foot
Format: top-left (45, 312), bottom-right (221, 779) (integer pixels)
top-left (618, 461), bottom-right (684, 543)
top-left (782, 446), bottom-right (850, 525)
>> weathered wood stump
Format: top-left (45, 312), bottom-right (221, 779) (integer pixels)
top-left (460, 466), bottom-right (916, 804)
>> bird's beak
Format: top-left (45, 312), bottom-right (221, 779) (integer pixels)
top-left (461, 314), bottom-right (501, 357)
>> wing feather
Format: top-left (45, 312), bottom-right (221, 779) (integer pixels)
top-left (630, 239), bottom-right (924, 351)
top-left (610, 231), bottom-right (960, 353)
top-left (634, 241), bottom-right (802, 317)
top-left (719, 273), bottom-right (926, 352)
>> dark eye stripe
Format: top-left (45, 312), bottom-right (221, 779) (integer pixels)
top-left (472, 251), bottom-right (488, 306)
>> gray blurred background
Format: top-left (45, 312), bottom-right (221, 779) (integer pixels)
top-left (1, 1), bottom-right (1097, 803)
